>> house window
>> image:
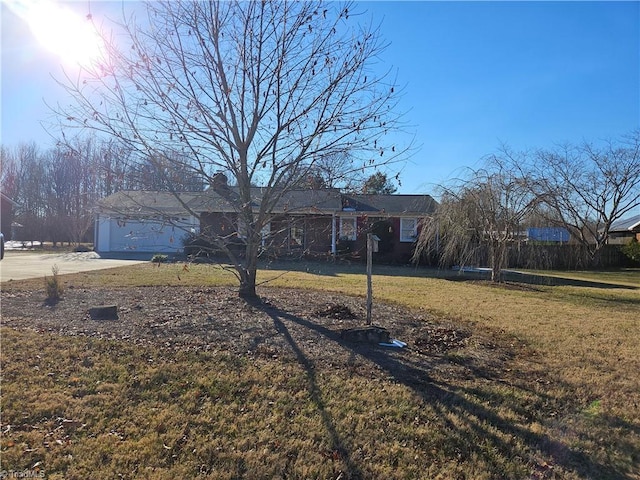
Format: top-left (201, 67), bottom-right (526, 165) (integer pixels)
top-left (340, 217), bottom-right (357, 241)
top-left (290, 225), bottom-right (304, 247)
top-left (400, 218), bottom-right (417, 242)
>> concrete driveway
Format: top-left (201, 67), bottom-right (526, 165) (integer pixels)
top-left (0, 251), bottom-right (147, 282)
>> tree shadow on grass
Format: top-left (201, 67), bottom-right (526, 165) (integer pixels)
top-left (502, 270), bottom-right (639, 290)
top-left (446, 269), bottom-right (639, 290)
top-left (259, 259), bottom-right (640, 291)
top-left (258, 301), bottom-right (632, 479)
top-left (266, 310), bottom-right (365, 479)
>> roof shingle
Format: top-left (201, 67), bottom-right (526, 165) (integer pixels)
top-left (97, 189), bottom-right (438, 217)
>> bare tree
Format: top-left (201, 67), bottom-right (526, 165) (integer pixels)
top-left (11, 144), bottom-right (50, 243)
top-left (279, 152), bottom-right (360, 190)
top-left (129, 152), bottom-right (205, 192)
top-left (0, 146), bottom-right (20, 239)
top-left (47, 138), bottom-right (108, 245)
top-left (53, 1), bottom-right (407, 299)
top-left (509, 131), bottom-right (640, 263)
top-left (96, 139), bottom-right (138, 195)
top-left (313, 152), bottom-right (364, 190)
top-left (415, 160), bottom-right (540, 282)
top-left (0, 147), bottom-right (19, 201)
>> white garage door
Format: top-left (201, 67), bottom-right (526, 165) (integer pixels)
top-left (108, 218), bottom-right (189, 253)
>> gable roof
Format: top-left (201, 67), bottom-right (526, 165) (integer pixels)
top-left (96, 188), bottom-right (343, 216)
top-left (97, 189), bottom-right (437, 217)
top-left (273, 189), bottom-right (343, 213)
top-left (97, 191), bottom-right (199, 217)
top-left (341, 194), bottom-right (437, 216)
top-left (609, 214), bottom-right (640, 233)
top-left (183, 187), bottom-right (343, 214)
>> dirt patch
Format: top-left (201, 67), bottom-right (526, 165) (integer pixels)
top-left (414, 325), bottom-right (471, 354)
top-left (0, 285), bottom-right (518, 381)
top-left (314, 303), bottom-right (357, 320)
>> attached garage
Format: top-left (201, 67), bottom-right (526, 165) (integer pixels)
top-left (96, 215), bottom-right (198, 254)
top-left (95, 191), bottom-right (200, 255)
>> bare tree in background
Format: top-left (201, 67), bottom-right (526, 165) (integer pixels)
top-left (414, 159), bottom-right (539, 282)
top-left (54, 0), bottom-right (408, 299)
top-left (0, 146), bottom-right (21, 239)
top-left (10, 144), bottom-right (49, 243)
top-left (284, 152), bottom-right (361, 190)
top-left (506, 131), bottom-right (640, 263)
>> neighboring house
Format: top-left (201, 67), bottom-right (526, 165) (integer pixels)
top-left (95, 180), bottom-right (437, 261)
top-left (526, 227), bottom-right (571, 244)
top-left (607, 214), bottom-right (640, 245)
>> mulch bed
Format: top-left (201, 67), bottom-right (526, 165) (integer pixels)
top-left (1, 285), bottom-right (516, 383)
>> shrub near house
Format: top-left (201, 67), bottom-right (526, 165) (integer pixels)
top-left (621, 238), bottom-right (640, 263)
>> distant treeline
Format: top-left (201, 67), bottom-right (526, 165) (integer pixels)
top-left (1, 139), bottom-right (204, 245)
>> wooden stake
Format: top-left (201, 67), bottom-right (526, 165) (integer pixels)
top-left (366, 233), bottom-right (373, 325)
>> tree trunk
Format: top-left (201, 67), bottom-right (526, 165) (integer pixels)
top-left (238, 274), bottom-right (258, 301)
top-left (366, 233), bottom-right (373, 325)
top-left (489, 240), bottom-right (504, 283)
top-left (491, 264), bottom-right (500, 283)
top-left (238, 233), bottom-right (260, 302)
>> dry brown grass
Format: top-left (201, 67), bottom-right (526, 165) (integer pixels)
top-left (1, 262), bottom-right (638, 479)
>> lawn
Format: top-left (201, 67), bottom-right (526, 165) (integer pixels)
top-left (1, 262), bottom-right (638, 479)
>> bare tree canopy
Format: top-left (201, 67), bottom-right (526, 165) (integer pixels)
top-left (414, 160), bottom-right (539, 281)
top-left (284, 152), bottom-right (361, 190)
top-left (418, 131), bottom-right (640, 275)
top-left (53, 0), bottom-right (408, 299)
top-left (503, 130), bottom-right (640, 260)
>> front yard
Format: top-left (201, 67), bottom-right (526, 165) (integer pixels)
top-left (1, 264), bottom-right (638, 479)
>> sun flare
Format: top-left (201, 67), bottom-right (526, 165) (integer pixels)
top-left (4, 0), bottom-right (104, 68)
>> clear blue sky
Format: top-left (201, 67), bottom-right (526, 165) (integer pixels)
top-left (2, 1), bottom-right (639, 196)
